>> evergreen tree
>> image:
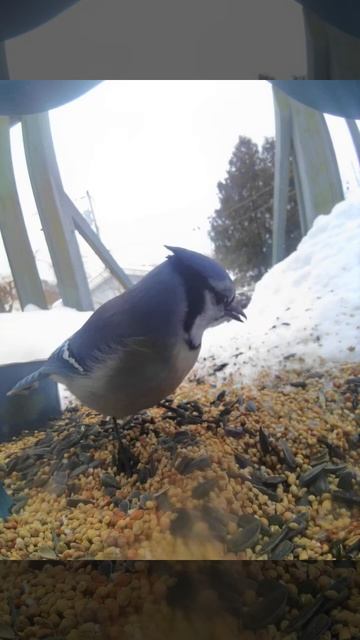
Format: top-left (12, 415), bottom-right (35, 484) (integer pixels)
top-left (209, 136), bottom-right (301, 283)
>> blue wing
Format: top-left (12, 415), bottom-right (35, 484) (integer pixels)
top-left (66, 260), bottom-right (184, 370)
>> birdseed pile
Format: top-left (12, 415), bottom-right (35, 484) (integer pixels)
top-left (0, 560), bottom-right (360, 640)
top-left (0, 363), bottom-right (359, 561)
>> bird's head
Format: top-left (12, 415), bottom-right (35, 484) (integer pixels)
top-left (165, 245), bottom-right (246, 349)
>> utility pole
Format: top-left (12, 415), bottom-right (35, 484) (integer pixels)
top-left (81, 190), bottom-right (100, 238)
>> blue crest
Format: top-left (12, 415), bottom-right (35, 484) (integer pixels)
top-left (165, 245), bottom-right (233, 286)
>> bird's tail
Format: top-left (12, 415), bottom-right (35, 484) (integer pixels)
top-left (6, 367), bottom-right (50, 397)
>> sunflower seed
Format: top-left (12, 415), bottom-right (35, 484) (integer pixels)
top-left (224, 427), bottom-right (244, 438)
top-left (101, 473), bottom-right (120, 489)
top-left (332, 490), bottom-right (360, 506)
top-left (170, 509), bottom-right (193, 537)
top-left (192, 478), bottom-right (217, 499)
top-left (337, 470), bottom-right (354, 491)
top-left (279, 440), bottom-right (297, 469)
top-left (286, 595), bottom-right (325, 632)
top-left (227, 519), bottom-right (261, 553)
top-left (299, 464), bottom-right (328, 487)
top-left (262, 475), bottom-right (286, 486)
top-left (202, 505), bottom-right (228, 541)
top-left (259, 427), bottom-right (271, 455)
top-left (271, 539), bottom-right (294, 559)
top-left (308, 471), bottom-right (330, 496)
top-left (252, 482), bottom-right (279, 502)
top-left (245, 584), bottom-right (288, 629)
top-left (300, 613), bottom-right (331, 640)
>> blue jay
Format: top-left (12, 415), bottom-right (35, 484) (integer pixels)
top-left (7, 247), bottom-right (246, 419)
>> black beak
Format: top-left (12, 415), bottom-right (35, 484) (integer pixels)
top-left (225, 297), bottom-right (247, 322)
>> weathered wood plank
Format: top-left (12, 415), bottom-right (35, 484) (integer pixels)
top-left (21, 112), bottom-right (93, 311)
top-left (0, 115), bottom-right (46, 309)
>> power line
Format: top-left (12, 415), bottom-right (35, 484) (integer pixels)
top-left (217, 184), bottom-right (274, 218)
top-left (217, 187), bottom-right (297, 220)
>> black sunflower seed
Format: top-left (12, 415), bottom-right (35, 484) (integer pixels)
top-left (101, 473), bottom-right (120, 489)
top-left (300, 613), bottom-right (331, 640)
top-left (337, 470), bottom-right (354, 491)
top-left (68, 464), bottom-right (88, 478)
top-left (191, 478), bottom-right (217, 499)
top-left (271, 539), bottom-right (294, 559)
top-left (244, 584), bottom-right (288, 629)
top-left (279, 439), bottom-right (297, 469)
top-left (259, 427), bottom-right (271, 455)
top-left (286, 595), bottom-right (325, 632)
top-left (252, 482), bottom-right (279, 502)
top-left (170, 509), bottom-right (193, 537)
top-left (227, 521), bottom-right (261, 554)
top-left (234, 454), bottom-right (252, 469)
top-left (112, 498), bottom-right (129, 513)
top-left (299, 464), bottom-right (328, 487)
top-left (261, 529), bottom-right (288, 555)
top-left (201, 505), bottom-right (228, 541)
top-left (331, 490), bottom-right (360, 506)
top-left (66, 497), bottom-right (95, 507)
top-left (268, 514), bottom-right (284, 527)
top-left (262, 475), bottom-right (286, 486)
top-left (289, 380), bottom-right (307, 389)
top-left (224, 427), bottom-right (244, 438)
top-left (308, 471), bottom-right (330, 496)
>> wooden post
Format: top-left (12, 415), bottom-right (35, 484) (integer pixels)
top-left (272, 87), bottom-right (292, 265)
top-left (0, 116), bottom-right (47, 309)
top-left (345, 119), bottom-right (360, 164)
top-left (290, 97), bottom-right (343, 225)
top-left (21, 112), bottom-right (93, 311)
top-left (272, 86), bottom-right (343, 265)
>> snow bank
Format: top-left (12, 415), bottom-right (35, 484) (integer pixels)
top-left (195, 194), bottom-right (360, 383)
top-left (0, 305), bottom-right (91, 366)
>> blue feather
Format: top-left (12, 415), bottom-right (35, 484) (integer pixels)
top-left (6, 366), bottom-right (48, 396)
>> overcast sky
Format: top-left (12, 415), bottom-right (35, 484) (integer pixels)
top-left (2, 80), bottom-right (360, 283)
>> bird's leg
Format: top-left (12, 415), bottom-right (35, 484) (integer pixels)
top-left (112, 416), bottom-right (134, 473)
top-left (112, 416), bottom-right (121, 444)
top-left (111, 417), bottom-right (122, 469)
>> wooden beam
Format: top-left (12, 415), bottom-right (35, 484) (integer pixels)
top-left (0, 115), bottom-right (47, 309)
top-left (21, 112), bottom-right (93, 311)
top-left (290, 98), bottom-right (343, 225)
top-left (345, 118), bottom-right (360, 165)
top-left (272, 86), bottom-right (343, 265)
top-left (62, 192), bottom-right (133, 290)
top-left (292, 151), bottom-right (307, 237)
top-left (272, 86), bottom-right (292, 265)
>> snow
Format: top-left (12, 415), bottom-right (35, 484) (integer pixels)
top-left (0, 305), bottom-right (91, 366)
top-left (195, 193), bottom-right (360, 383)
top-left (1, 195), bottom-right (359, 406)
